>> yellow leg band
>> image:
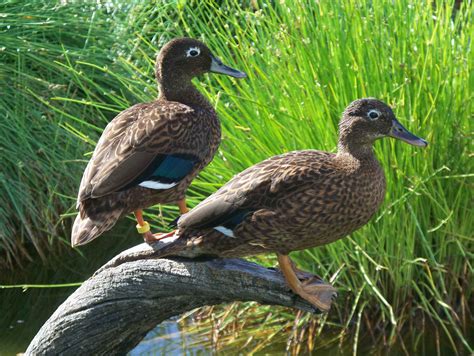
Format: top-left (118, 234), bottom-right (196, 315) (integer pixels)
top-left (136, 221), bottom-right (150, 234)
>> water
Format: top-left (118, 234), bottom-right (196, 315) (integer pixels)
top-left (0, 226), bottom-right (471, 355)
top-left (0, 224), bottom-right (216, 355)
top-left (131, 319), bottom-right (210, 355)
top-left (0, 225), bottom-right (135, 355)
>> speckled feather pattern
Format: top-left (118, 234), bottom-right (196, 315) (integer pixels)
top-left (169, 150), bottom-right (386, 257)
top-left (73, 99), bottom-right (221, 243)
top-left (154, 99), bottom-right (413, 259)
top-left (78, 100), bottom-right (220, 215)
top-left (72, 38), bottom-right (226, 244)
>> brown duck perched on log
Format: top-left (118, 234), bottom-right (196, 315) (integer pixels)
top-left (71, 38), bottom-right (246, 247)
top-left (151, 98), bottom-right (428, 311)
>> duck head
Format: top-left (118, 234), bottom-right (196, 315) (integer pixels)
top-left (338, 98), bottom-right (428, 153)
top-left (155, 37), bottom-right (246, 85)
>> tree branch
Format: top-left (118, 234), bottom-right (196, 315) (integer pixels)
top-left (26, 243), bottom-right (318, 355)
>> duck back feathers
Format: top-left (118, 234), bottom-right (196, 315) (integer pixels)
top-left (160, 149), bottom-right (386, 258)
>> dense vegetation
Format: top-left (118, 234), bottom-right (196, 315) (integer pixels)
top-left (1, 0), bottom-right (472, 353)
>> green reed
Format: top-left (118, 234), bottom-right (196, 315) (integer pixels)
top-left (0, 0), bottom-right (472, 353)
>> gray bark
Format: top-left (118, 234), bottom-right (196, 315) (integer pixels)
top-left (26, 243), bottom-right (318, 355)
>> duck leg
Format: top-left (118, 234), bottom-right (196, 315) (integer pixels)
top-left (277, 253), bottom-right (337, 312)
top-left (135, 198), bottom-right (187, 245)
top-left (177, 198), bottom-right (189, 214)
top-left (134, 210), bottom-right (155, 243)
top-left (140, 198), bottom-right (187, 243)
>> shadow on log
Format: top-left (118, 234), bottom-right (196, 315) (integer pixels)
top-left (26, 243), bottom-right (318, 355)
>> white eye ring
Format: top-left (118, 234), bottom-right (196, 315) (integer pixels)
top-left (186, 47), bottom-right (201, 58)
top-left (367, 109), bottom-right (381, 120)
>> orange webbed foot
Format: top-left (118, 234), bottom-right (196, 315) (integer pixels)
top-left (277, 254), bottom-right (337, 312)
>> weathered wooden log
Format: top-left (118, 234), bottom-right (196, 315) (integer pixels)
top-left (26, 243), bottom-right (318, 355)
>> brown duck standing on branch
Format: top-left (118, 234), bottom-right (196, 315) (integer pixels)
top-left (149, 98), bottom-right (428, 311)
top-left (71, 38), bottom-right (246, 247)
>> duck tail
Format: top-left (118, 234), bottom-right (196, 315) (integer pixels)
top-left (98, 232), bottom-right (201, 272)
top-left (150, 231), bottom-right (202, 259)
top-left (94, 231), bottom-right (201, 275)
top-left (71, 208), bottom-right (122, 247)
top-left (151, 238), bottom-right (191, 258)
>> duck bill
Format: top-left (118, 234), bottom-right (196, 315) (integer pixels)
top-left (389, 119), bottom-right (428, 147)
top-left (210, 56), bottom-right (247, 78)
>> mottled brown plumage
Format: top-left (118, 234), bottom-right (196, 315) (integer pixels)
top-left (71, 38), bottom-right (246, 247)
top-left (153, 98), bottom-right (428, 311)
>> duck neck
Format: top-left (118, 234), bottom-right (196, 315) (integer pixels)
top-left (157, 72), bottom-right (213, 111)
top-left (337, 138), bottom-right (378, 164)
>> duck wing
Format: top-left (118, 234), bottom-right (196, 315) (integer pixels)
top-left (77, 101), bottom-right (202, 204)
top-left (178, 150), bottom-right (335, 233)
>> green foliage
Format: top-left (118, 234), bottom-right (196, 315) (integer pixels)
top-left (0, 0), bottom-right (472, 352)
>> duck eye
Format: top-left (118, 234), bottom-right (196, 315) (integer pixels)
top-left (367, 110), bottom-right (381, 120)
top-left (186, 47), bottom-right (200, 58)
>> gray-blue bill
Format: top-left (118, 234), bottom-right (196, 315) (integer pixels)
top-left (210, 56), bottom-right (247, 78)
top-left (389, 119), bottom-right (428, 147)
